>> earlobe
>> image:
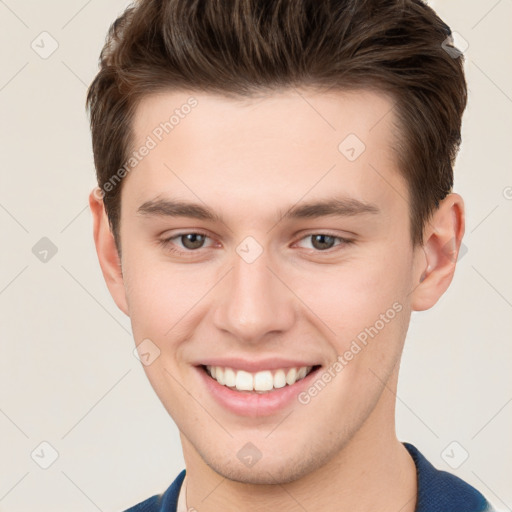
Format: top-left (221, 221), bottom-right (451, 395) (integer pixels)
top-left (88, 188), bottom-right (130, 316)
top-left (411, 193), bottom-right (465, 312)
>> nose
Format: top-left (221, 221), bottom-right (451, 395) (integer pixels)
top-left (212, 248), bottom-right (296, 344)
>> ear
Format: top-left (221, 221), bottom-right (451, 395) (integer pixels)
top-left (410, 193), bottom-right (465, 311)
top-left (88, 187), bottom-right (130, 316)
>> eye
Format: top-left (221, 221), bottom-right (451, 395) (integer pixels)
top-left (159, 231), bottom-right (354, 256)
top-left (159, 232), bottom-right (213, 253)
top-left (296, 233), bottom-right (354, 251)
top-left (177, 233), bottom-right (208, 250)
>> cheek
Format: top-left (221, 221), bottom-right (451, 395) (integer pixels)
top-left (291, 248), bottom-right (411, 337)
top-left (122, 252), bottom-right (210, 342)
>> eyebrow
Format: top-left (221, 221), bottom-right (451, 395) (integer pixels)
top-left (136, 196), bottom-right (380, 222)
top-left (284, 197), bottom-right (380, 219)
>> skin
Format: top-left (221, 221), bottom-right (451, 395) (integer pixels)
top-left (89, 88), bottom-right (465, 512)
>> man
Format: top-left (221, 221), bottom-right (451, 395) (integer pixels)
top-left (86, 0), bottom-right (495, 510)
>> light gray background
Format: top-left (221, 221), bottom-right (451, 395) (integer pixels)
top-left (0, 1), bottom-right (511, 511)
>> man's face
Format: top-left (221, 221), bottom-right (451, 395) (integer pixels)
top-left (114, 88), bottom-right (424, 484)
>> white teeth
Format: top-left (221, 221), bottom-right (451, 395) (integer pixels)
top-left (205, 365), bottom-right (314, 392)
top-left (224, 367), bottom-right (236, 387)
top-left (235, 370), bottom-right (253, 391)
top-left (296, 367), bottom-right (307, 380)
top-left (253, 370), bottom-right (273, 391)
top-left (273, 369), bottom-right (287, 389)
top-left (286, 367), bottom-right (297, 385)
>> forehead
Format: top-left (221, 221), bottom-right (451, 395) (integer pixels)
top-left (131, 87), bottom-right (397, 154)
top-left (124, 87), bottom-right (405, 221)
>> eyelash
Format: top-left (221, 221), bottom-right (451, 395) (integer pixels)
top-left (158, 231), bottom-right (354, 256)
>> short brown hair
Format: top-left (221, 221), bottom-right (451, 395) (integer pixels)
top-left (86, 0), bottom-right (467, 250)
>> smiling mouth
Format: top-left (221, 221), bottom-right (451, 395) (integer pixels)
top-left (200, 364), bottom-right (322, 394)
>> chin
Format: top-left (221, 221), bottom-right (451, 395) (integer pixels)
top-left (210, 463), bottom-right (305, 486)
top-left (202, 445), bottom-right (329, 486)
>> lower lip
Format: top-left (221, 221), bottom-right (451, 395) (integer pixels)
top-left (196, 365), bottom-right (321, 417)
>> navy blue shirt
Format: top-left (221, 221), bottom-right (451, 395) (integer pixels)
top-left (124, 442), bottom-right (495, 511)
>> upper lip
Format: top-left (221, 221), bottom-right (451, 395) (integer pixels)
top-left (196, 357), bottom-right (321, 373)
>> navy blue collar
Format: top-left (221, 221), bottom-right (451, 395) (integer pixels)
top-left (403, 442), bottom-right (492, 511)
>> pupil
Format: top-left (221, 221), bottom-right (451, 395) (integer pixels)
top-left (183, 233), bottom-right (204, 249)
top-left (312, 234), bottom-right (335, 250)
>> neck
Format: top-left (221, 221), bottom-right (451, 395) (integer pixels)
top-left (181, 372), bottom-right (417, 512)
